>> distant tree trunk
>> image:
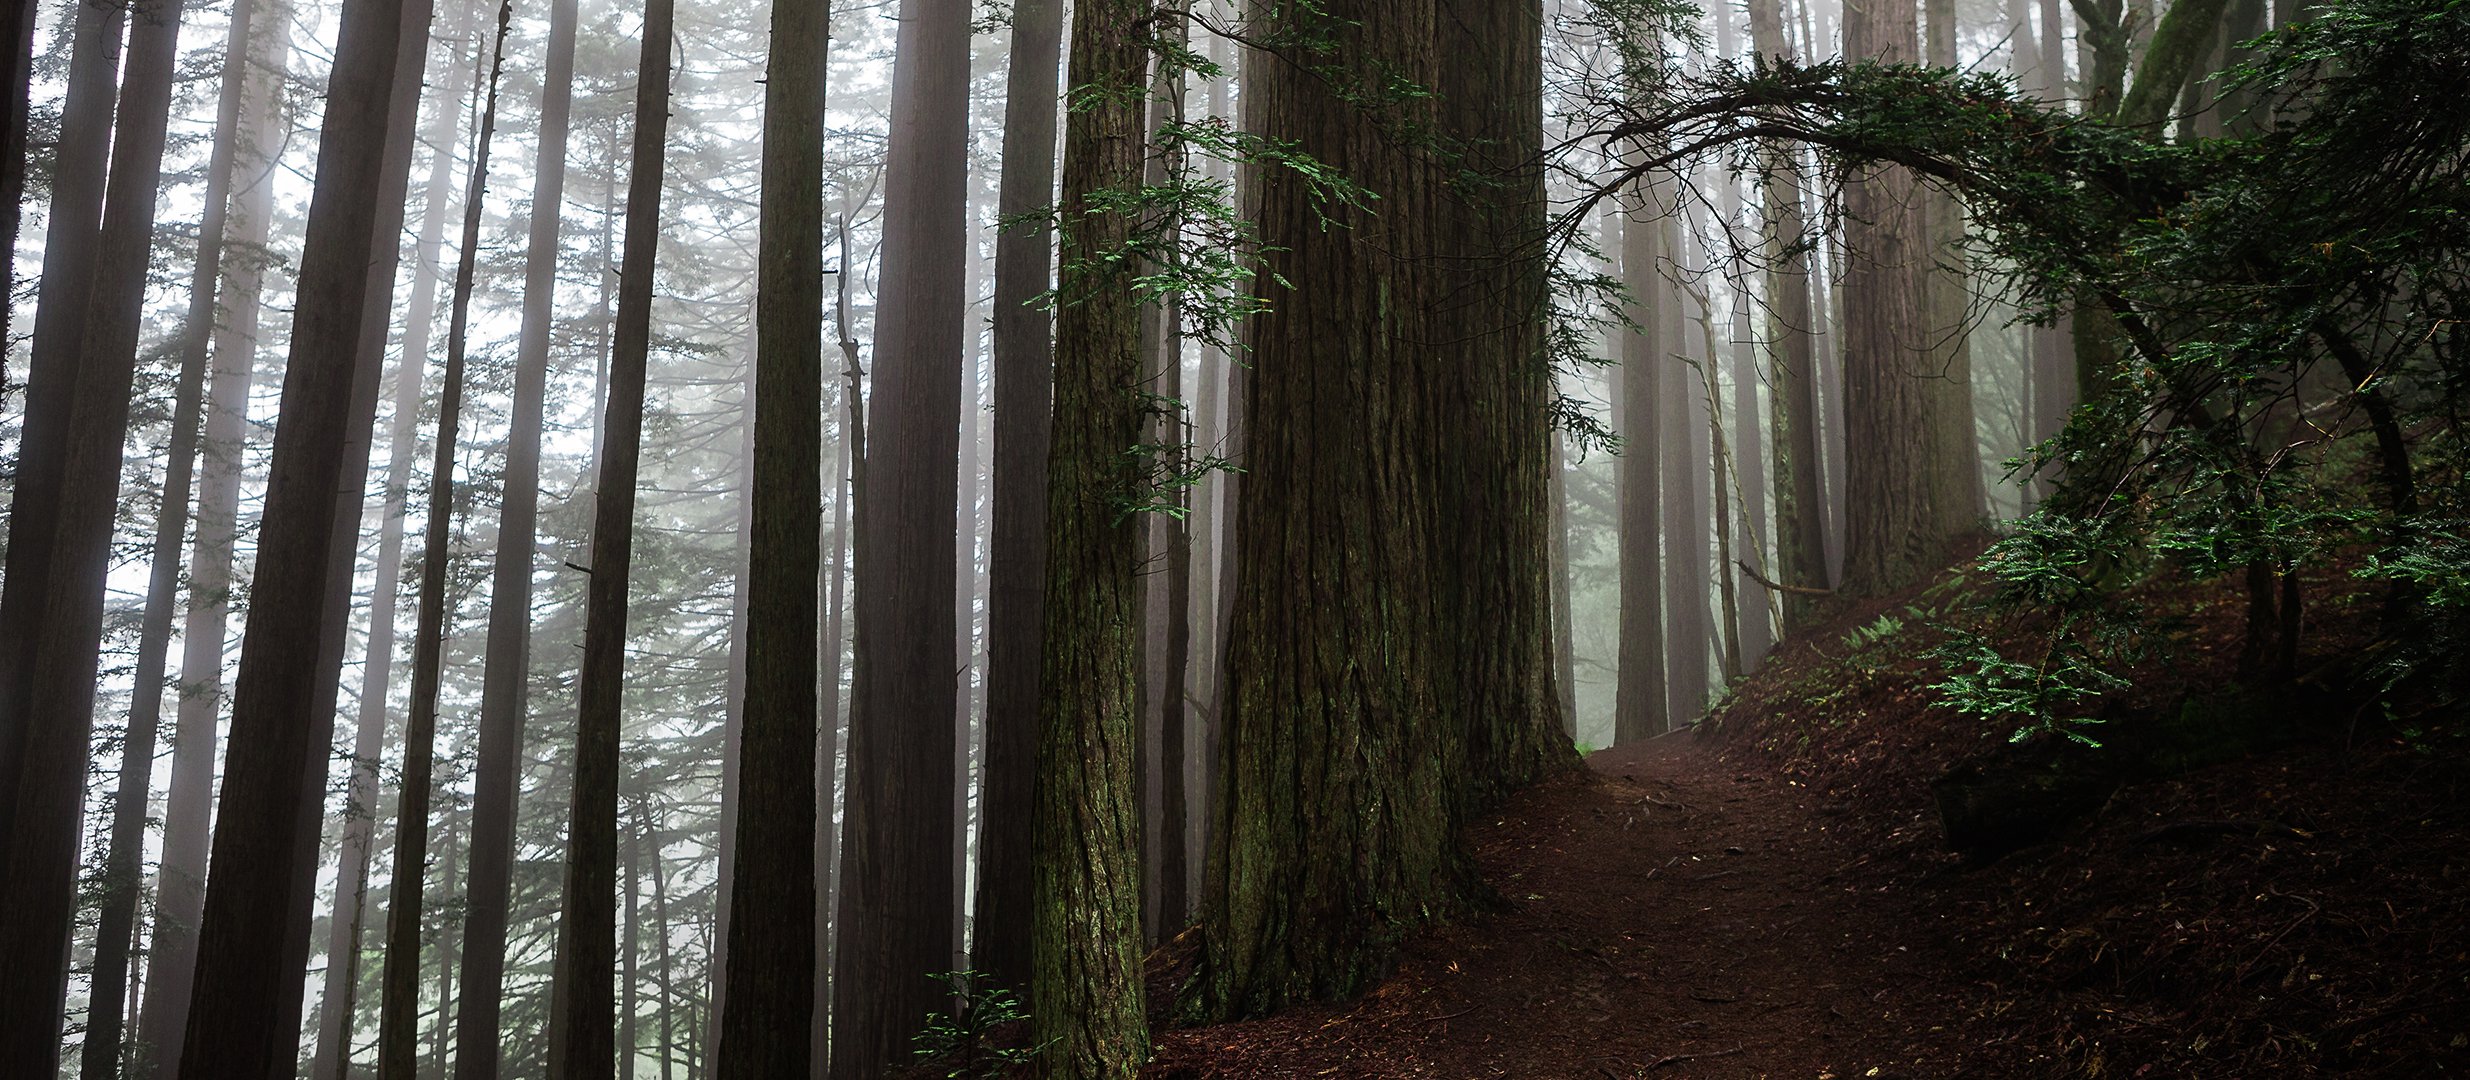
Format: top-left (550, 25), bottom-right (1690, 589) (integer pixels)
top-left (621, 815), bottom-right (642, 1072)
top-left (1747, 0), bottom-right (1827, 630)
top-left (0, 0), bottom-right (121, 850)
top-left (81, 0), bottom-right (267, 1068)
top-left (1550, 431), bottom-right (1580, 737)
top-left (1837, 0), bottom-right (1944, 596)
top-left (648, 808), bottom-right (677, 1080)
top-left (1196, 26), bottom-right (1237, 886)
top-left (549, 2), bottom-right (671, 1069)
top-left (1923, 0), bottom-right (1985, 534)
top-left (1139, 4), bottom-right (1193, 937)
top-left (1662, 275), bottom-right (1712, 719)
top-left (140, 7), bottom-right (291, 1067)
top-left (0, 0), bottom-right (34, 346)
top-left (452, 0), bottom-right (574, 1060)
top-left (1706, 315), bottom-right (1743, 683)
top-left (1197, 0), bottom-right (1475, 1017)
top-left (827, 0), bottom-right (967, 1068)
top-left (717, 0), bottom-right (827, 1070)
top-left (953, 234), bottom-right (985, 971)
top-left (1729, 276), bottom-right (1774, 669)
top-left (433, 808), bottom-right (462, 1074)
top-left (813, 373), bottom-right (851, 1078)
top-left (0, 0), bottom-right (197, 1064)
top-left (708, 337), bottom-right (757, 1069)
top-left (1614, 199), bottom-right (1670, 745)
top-left (376, 7), bottom-right (504, 1076)
top-left (311, 9), bottom-right (473, 1076)
top-left (1432, 0), bottom-right (1576, 798)
top-left (1030, 0), bottom-right (1154, 1071)
top-left (173, 0), bottom-right (424, 1063)
top-left (973, 0), bottom-right (1062, 993)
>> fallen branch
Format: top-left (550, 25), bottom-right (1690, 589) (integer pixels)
top-left (1737, 559), bottom-right (1832, 597)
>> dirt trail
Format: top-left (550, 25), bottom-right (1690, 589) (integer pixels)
top-left (1149, 737), bottom-right (1966, 1079)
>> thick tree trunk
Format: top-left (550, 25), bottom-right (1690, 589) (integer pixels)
top-left (1029, 1), bottom-right (1154, 1070)
top-left (1198, 0), bottom-right (1473, 1017)
top-left (310, 9), bottom-right (475, 1076)
top-left (0, 0), bottom-right (197, 1065)
top-left (0, 0), bottom-right (121, 851)
top-left (1433, 0), bottom-right (1577, 797)
top-left (547, 1), bottom-right (671, 1070)
top-left (80, 0), bottom-right (268, 1068)
top-left (173, 0), bottom-right (423, 1063)
top-left (826, 0), bottom-right (967, 1069)
top-left (718, 0), bottom-right (828, 1070)
top-left (140, 9), bottom-right (291, 1067)
top-left (1839, 0), bottom-right (1945, 596)
top-left (377, 6), bottom-right (507, 1076)
top-left (972, 0), bottom-right (1062, 994)
top-left (1615, 199), bottom-right (1670, 744)
top-left (1746, 0), bottom-right (1826, 630)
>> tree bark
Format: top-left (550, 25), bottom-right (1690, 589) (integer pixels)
top-left (550, 2), bottom-right (671, 1067)
top-left (173, 0), bottom-right (423, 1063)
top-left (1924, 0), bottom-right (1985, 535)
top-left (0, 0), bottom-right (197, 1065)
top-left (717, 0), bottom-right (828, 1070)
top-left (826, 0), bottom-right (967, 1069)
top-left (1028, 0), bottom-right (1155, 1070)
top-left (1197, 0), bottom-right (1472, 1017)
top-left (1746, 0), bottom-right (1827, 630)
top-left (0, 0), bottom-right (122, 853)
top-left (972, 0), bottom-right (1063, 995)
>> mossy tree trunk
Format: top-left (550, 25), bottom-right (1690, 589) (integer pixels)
top-left (1029, 3), bottom-right (1154, 1074)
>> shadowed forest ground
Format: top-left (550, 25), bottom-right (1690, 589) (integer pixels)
top-left (1141, 563), bottom-right (2470, 1079)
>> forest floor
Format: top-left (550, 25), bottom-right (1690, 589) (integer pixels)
top-left (1142, 555), bottom-right (2470, 1079)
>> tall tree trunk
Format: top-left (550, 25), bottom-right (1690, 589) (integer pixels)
top-left (826, 0), bottom-right (966, 1067)
top-left (1746, 0), bottom-right (1826, 630)
top-left (1197, 0), bottom-right (1471, 1017)
top-left (648, 808), bottom-right (677, 1080)
top-left (1550, 431), bottom-right (1580, 737)
top-left (1138, 4), bottom-right (1193, 938)
top-left (1838, 0), bottom-right (1943, 596)
top-left (971, 0), bottom-right (1063, 994)
top-left (1614, 198), bottom-right (1669, 744)
top-left (140, 7), bottom-right (292, 1066)
top-left (0, 0), bottom-right (197, 1063)
top-left (311, 8), bottom-right (475, 1076)
top-left (0, 0), bottom-right (34, 346)
top-left (1662, 271), bottom-right (1712, 719)
top-left (377, 5), bottom-right (507, 1076)
top-left (173, 0), bottom-right (425, 1063)
top-left (0, 0), bottom-right (122, 852)
top-left (621, 813), bottom-right (642, 1073)
top-left (452, 0), bottom-right (577, 1059)
top-left (718, 0), bottom-right (828, 1069)
top-left (1923, 0), bottom-right (1984, 534)
top-left (80, 0), bottom-right (268, 1068)
top-left (548, 0), bottom-right (671, 1068)
top-left (1030, 0), bottom-right (1154, 1071)
top-left (1432, 0), bottom-right (1576, 799)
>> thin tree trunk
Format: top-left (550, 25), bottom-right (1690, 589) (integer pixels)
top-left (80, 0), bottom-right (267, 1067)
top-left (827, 0), bottom-right (967, 1065)
top-left (0, 0), bottom-right (122, 852)
top-left (1550, 430), bottom-right (1579, 737)
top-left (718, 0), bottom-right (828, 1068)
top-left (1138, 4), bottom-right (1193, 937)
top-left (1661, 259), bottom-right (1711, 719)
top-left (140, 7), bottom-right (291, 1066)
top-left (1029, 0), bottom-right (1153, 1070)
top-left (0, 0), bottom-right (35, 346)
top-left (1749, 0), bottom-right (1826, 629)
top-left (1924, 0), bottom-right (1984, 534)
top-left (1615, 197), bottom-right (1670, 744)
top-left (377, 6), bottom-right (506, 1075)
top-left (970, 0), bottom-right (1062, 994)
top-left (650, 808), bottom-right (676, 1080)
top-left (548, 0), bottom-right (671, 1068)
top-left (0, 0), bottom-right (198, 1063)
top-left (622, 814), bottom-right (642, 1074)
top-left (173, 0), bottom-right (426, 1062)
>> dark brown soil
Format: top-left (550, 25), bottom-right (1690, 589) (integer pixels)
top-left (1146, 737), bottom-right (1971, 1079)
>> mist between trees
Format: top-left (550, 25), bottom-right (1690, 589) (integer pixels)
top-left (0, 0), bottom-right (2456, 1072)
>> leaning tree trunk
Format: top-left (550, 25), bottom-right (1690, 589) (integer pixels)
top-left (827, 0), bottom-right (967, 1067)
top-left (970, 0), bottom-right (1063, 995)
top-left (140, 7), bottom-right (291, 1066)
top-left (547, 0), bottom-right (672, 1069)
top-left (0, 0), bottom-right (121, 849)
top-left (79, 0), bottom-right (267, 1067)
top-left (1029, 0), bottom-right (1155, 1072)
top-left (172, 0), bottom-right (423, 1062)
top-left (717, 0), bottom-right (828, 1069)
top-left (377, 5), bottom-right (509, 1076)
top-left (1196, 0), bottom-right (1473, 1019)
top-left (0, 0), bottom-right (197, 1067)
